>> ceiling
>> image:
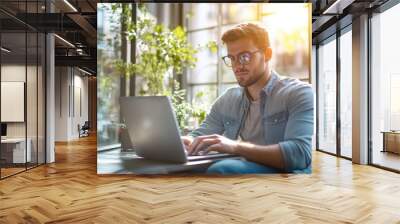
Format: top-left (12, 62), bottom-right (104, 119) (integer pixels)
top-left (0, 0), bottom-right (395, 75)
top-left (0, 0), bottom-right (98, 75)
top-left (311, 0), bottom-right (390, 43)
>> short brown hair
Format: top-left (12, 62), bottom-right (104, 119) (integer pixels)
top-left (221, 23), bottom-right (270, 50)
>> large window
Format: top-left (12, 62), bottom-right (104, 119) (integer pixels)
top-left (97, 4), bottom-right (122, 148)
top-left (316, 27), bottom-right (353, 158)
top-left (340, 27), bottom-right (352, 158)
top-left (317, 36), bottom-right (337, 154)
top-left (184, 3), bottom-right (311, 110)
top-left (371, 2), bottom-right (400, 171)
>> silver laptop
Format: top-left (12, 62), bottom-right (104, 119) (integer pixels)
top-left (120, 96), bottom-right (235, 163)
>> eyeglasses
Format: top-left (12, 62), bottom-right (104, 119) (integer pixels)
top-left (222, 50), bottom-right (263, 67)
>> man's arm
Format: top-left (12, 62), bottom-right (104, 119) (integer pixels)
top-left (188, 134), bottom-right (285, 170)
top-left (278, 85), bottom-right (314, 171)
top-left (235, 143), bottom-right (285, 170)
top-left (190, 85), bottom-right (314, 172)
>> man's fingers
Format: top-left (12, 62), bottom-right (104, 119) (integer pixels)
top-left (182, 139), bottom-right (191, 146)
top-left (190, 137), bottom-right (207, 155)
top-left (181, 136), bottom-right (193, 144)
top-left (192, 138), bottom-right (220, 155)
top-left (189, 136), bottom-right (220, 155)
top-left (183, 143), bottom-right (190, 152)
top-left (181, 136), bottom-right (193, 152)
top-left (187, 138), bottom-right (199, 154)
top-left (189, 135), bottom-right (219, 154)
top-left (204, 143), bottom-right (222, 154)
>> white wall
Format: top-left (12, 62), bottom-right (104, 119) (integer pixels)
top-left (1, 65), bottom-right (26, 139)
top-left (55, 66), bottom-right (69, 141)
top-left (55, 67), bottom-right (89, 141)
top-left (71, 72), bottom-right (89, 138)
top-left (1, 64), bottom-right (46, 163)
top-left (1, 65), bottom-right (39, 137)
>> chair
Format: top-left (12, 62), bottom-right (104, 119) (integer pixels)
top-left (79, 121), bottom-right (90, 138)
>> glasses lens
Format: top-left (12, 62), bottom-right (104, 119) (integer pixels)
top-left (239, 52), bottom-right (251, 65)
top-left (223, 56), bottom-right (233, 67)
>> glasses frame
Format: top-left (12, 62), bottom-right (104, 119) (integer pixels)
top-left (222, 50), bottom-right (263, 67)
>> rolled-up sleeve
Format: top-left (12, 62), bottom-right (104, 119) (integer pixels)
top-left (278, 85), bottom-right (314, 172)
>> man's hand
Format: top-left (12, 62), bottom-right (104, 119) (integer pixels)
top-left (188, 134), bottom-right (239, 156)
top-left (181, 136), bottom-right (194, 152)
top-left (184, 135), bottom-right (285, 170)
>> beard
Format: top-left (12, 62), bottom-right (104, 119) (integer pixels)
top-left (235, 69), bottom-right (265, 87)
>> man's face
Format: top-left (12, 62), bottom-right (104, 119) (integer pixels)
top-left (225, 38), bottom-right (269, 87)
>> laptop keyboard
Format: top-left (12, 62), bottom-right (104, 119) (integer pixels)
top-left (187, 151), bottom-right (233, 161)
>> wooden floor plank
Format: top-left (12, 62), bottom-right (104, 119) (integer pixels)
top-left (0, 135), bottom-right (400, 223)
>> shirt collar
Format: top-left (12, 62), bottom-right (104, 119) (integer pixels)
top-left (242, 70), bottom-right (278, 104)
top-left (262, 70), bottom-right (278, 96)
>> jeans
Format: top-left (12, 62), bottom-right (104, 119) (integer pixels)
top-left (206, 158), bottom-right (281, 174)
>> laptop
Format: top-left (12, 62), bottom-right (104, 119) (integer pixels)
top-left (120, 96), bottom-right (236, 163)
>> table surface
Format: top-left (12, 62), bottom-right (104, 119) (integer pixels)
top-left (97, 147), bottom-right (240, 175)
top-left (381, 131), bottom-right (400, 134)
top-left (1, 138), bottom-right (27, 143)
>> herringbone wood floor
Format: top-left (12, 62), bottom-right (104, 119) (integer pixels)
top-left (1, 135), bottom-right (400, 224)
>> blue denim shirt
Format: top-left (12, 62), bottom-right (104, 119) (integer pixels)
top-left (189, 71), bottom-right (315, 173)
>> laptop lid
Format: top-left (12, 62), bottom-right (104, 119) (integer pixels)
top-left (120, 96), bottom-right (187, 163)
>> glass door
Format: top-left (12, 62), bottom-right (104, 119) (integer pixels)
top-left (370, 3), bottom-right (400, 171)
top-left (339, 27), bottom-right (352, 159)
top-left (317, 35), bottom-right (337, 155)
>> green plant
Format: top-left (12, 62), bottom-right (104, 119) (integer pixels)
top-left (169, 81), bottom-right (192, 132)
top-left (115, 4), bottom-right (198, 95)
top-left (109, 4), bottom-right (213, 131)
top-left (168, 82), bottom-right (207, 132)
top-left (192, 105), bottom-right (207, 125)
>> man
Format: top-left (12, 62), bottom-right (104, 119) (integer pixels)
top-left (182, 23), bottom-right (314, 174)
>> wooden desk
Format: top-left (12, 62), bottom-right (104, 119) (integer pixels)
top-left (97, 147), bottom-right (239, 174)
top-left (1, 138), bottom-right (31, 164)
top-left (381, 131), bottom-right (400, 154)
